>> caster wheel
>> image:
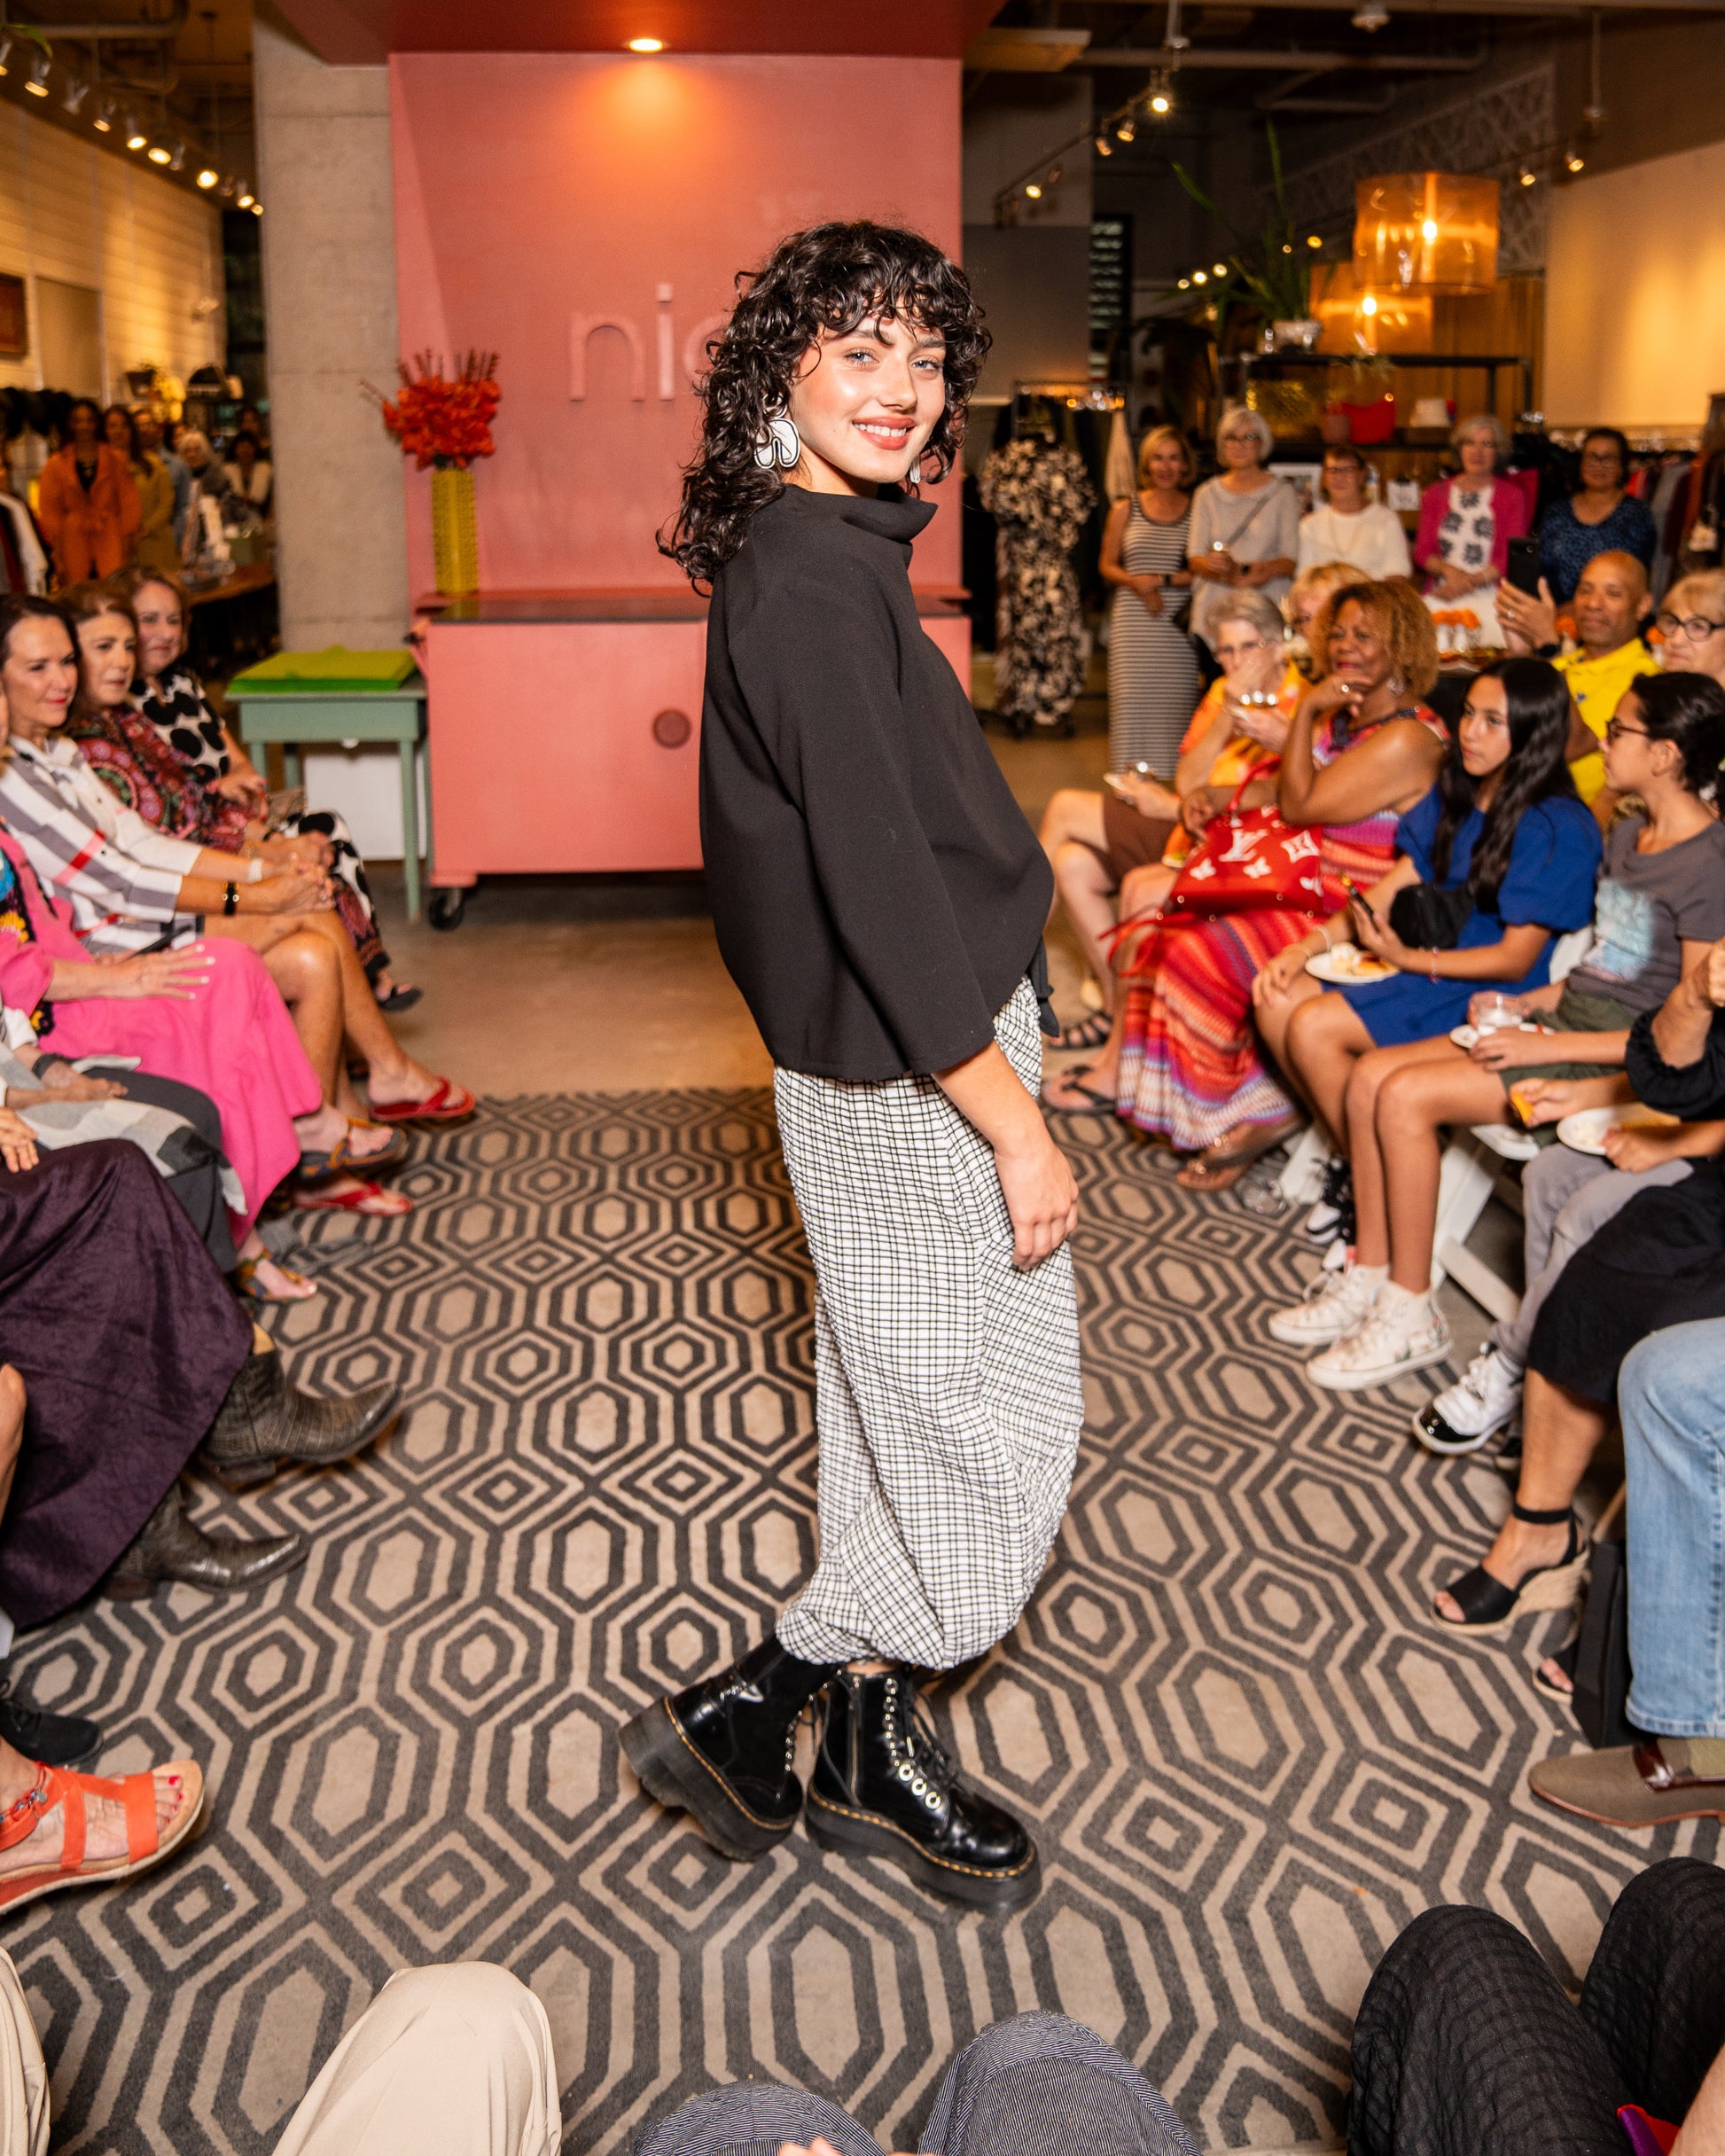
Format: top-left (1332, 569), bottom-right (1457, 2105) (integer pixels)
top-left (428, 887), bottom-right (468, 932)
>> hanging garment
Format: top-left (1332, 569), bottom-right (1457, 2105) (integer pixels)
top-left (979, 438), bottom-right (1096, 730)
top-left (0, 496), bottom-right (48, 595)
top-left (1104, 409), bottom-right (1136, 505)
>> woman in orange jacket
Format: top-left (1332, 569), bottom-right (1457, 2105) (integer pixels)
top-left (35, 399), bottom-right (140, 583)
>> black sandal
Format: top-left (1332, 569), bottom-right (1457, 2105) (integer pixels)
top-left (1041, 1062), bottom-right (1117, 1115)
top-left (1054, 1009), bottom-right (1112, 1052)
top-left (1533, 1636), bottom-right (1580, 1701)
top-left (1432, 1503), bottom-right (1588, 1633)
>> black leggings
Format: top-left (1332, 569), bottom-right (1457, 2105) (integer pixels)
top-left (82, 1065), bottom-right (238, 1272)
top-left (1349, 1858), bottom-right (1725, 2156)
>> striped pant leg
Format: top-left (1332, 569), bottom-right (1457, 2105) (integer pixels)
top-left (773, 980), bottom-right (1084, 1671)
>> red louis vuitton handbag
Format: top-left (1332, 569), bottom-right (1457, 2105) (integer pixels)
top-left (1111, 768), bottom-right (1326, 977)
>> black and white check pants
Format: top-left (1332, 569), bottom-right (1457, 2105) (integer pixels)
top-left (772, 978), bottom-right (1084, 1670)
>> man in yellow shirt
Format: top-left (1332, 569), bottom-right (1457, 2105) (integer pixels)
top-left (1499, 549), bottom-right (1656, 811)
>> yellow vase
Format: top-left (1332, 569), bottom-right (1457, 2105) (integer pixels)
top-left (430, 465), bottom-right (479, 595)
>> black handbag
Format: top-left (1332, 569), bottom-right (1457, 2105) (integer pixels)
top-left (1388, 880), bottom-right (1473, 950)
top-left (1573, 1496), bottom-right (1636, 1749)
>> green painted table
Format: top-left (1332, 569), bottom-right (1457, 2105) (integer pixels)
top-left (229, 675), bottom-right (431, 920)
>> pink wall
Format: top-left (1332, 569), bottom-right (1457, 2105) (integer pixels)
top-left (389, 54), bottom-right (964, 597)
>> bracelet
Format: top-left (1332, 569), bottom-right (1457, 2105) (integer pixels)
top-left (246, 856), bottom-right (264, 884)
top-left (222, 880), bottom-right (238, 917)
top-left (1316, 926), bottom-right (1333, 951)
top-left (1427, 949), bottom-right (1440, 982)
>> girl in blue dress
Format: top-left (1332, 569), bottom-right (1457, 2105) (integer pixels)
top-left (1253, 658), bottom-right (1601, 1386)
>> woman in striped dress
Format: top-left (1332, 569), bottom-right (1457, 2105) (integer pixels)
top-left (1102, 426), bottom-right (1198, 775)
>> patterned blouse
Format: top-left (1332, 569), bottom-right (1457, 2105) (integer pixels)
top-left (134, 664), bottom-right (231, 784)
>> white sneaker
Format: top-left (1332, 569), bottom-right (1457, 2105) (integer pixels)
top-left (1268, 1260), bottom-right (1385, 1347)
top-left (1307, 1286), bottom-right (1453, 1391)
top-left (1413, 1345), bottom-right (1522, 1455)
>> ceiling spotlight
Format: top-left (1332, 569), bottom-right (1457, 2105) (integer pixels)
top-left (25, 55), bottom-right (50, 96)
top-left (1362, 293), bottom-right (1378, 316)
top-left (1565, 148), bottom-right (1585, 173)
top-left (1047, 165), bottom-right (1062, 185)
top-left (1518, 163), bottom-right (1536, 186)
top-left (62, 78), bottom-right (89, 114)
top-left (1149, 69), bottom-right (1174, 114)
top-left (626, 35), bottom-right (663, 51)
top-left (1353, 0), bottom-right (1389, 25)
top-left (1420, 216), bottom-right (1439, 242)
top-left (217, 176), bottom-right (237, 199)
top-left (147, 144), bottom-right (171, 164)
top-left (167, 141), bottom-right (187, 171)
top-left (196, 167), bottom-right (218, 188)
top-left (1024, 182), bottom-right (1042, 199)
top-left (250, 201), bottom-right (261, 216)
top-left (1178, 277), bottom-right (1191, 289)
top-left (93, 97), bottom-right (114, 131)
top-left (126, 119), bottom-right (147, 150)
top-left (237, 189), bottom-right (254, 207)
top-left (1116, 115), bottom-right (1136, 143)
top-left (0, 37), bottom-right (12, 75)
top-left (1212, 262), bottom-right (1228, 277)
top-left (1192, 270), bottom-right (1208, 285)
top-left (1094, 134), bottom-right (1112, 157)
top-left (1307, 233), bottom-right (1323, 249)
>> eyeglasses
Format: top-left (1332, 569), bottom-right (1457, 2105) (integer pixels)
top-left (1580, 449), bottom-right (1623, 468)
top-left (1603, 718), bottom-right (1651, 744)
top-left (1215, 640), bottom-right (1267, 660)
top-left (1656, 613), bottom-right (1725, 640)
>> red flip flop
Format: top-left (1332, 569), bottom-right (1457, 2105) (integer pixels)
top-left (292, 1179), bottom-right (413, 1216)
top-left (367, 1078), bottom-right (476, 1127)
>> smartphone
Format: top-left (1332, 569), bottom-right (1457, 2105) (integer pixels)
top-left (1339, 872), bottom-right (1378, 926)
top-left (1505, 535), bottom-right (1542, 597)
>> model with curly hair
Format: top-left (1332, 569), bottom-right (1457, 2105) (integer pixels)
top-left (622, 222), bottom-right (1082, 1913)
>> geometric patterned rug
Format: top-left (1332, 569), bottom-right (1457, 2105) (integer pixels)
top-left (7, 1092), bottom-right (1717, 2154)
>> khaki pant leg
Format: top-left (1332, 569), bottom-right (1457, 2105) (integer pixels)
top-left (274, 1965), bottom-right (560, 2156)
top-left (0, 1951), bottom-right (49, 2156)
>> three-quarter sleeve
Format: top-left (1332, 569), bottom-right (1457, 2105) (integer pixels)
top-left (731, 582), bottom-right (1001, 1072)
top-left (1626, 1006), bottom-right (1725, 1122)
top-left (0, 761), bottom-right (188, 926)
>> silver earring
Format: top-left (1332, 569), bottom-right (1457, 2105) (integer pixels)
top-left (753, 407), bottom-right (800, 472)
top-left (903, 457), bottom-right (922, 492)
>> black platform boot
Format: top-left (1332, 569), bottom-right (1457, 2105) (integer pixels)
top-left (621, 1638), bottom-right (837, 1861)
top-left (807, 1667), bottom-right (1042, 1914)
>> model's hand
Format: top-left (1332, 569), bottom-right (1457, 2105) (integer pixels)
top-left (994, 1127), bottom-right (1079, 1269)
top-left (1602, 1123), bottom-right (1682, 1172)
top-left (95, 947), bottom-right (215, 1000)
top-left (1133, 576), bottom-right (1165, 617)
top-left (29, 1068), bottom-right (124, 1102)
top-left (0, 1108), bottom-right (38, 1173)
top-left (1182, 784), bottom-right (1229, 836)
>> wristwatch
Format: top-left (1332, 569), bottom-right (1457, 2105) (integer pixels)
top-left (222, 881), bottom-right (239, 917)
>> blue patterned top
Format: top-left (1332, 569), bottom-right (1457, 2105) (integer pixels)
top-left (1536, 494), bottom-right (1657, 602)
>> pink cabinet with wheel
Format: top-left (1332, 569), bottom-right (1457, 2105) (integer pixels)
top-left (417, 590), bottom-right (969, 926)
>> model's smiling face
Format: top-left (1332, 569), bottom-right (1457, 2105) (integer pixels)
top-left (784, 312), bottom-right (947, 498)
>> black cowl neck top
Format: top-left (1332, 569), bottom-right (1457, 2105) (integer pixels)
top-left (699, 487), bottom-right (1052, 1082)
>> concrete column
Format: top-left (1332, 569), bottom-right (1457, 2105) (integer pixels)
top-left (251, 4), bottom-right (411, 851)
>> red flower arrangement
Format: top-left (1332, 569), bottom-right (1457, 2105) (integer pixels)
top-left (368, 350), bottom-right (500, 470)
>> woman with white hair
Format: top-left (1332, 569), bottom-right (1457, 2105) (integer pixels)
top-left (1186, 406), bottom-right (1299, 661)
top-left (1414, 413), bottom-right (1528, 645)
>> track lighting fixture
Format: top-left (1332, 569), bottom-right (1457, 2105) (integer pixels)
top-left (1116, 115), bottom-right (1136, 143)
top-left (1518, 164), bottom-right (1536, 187)
top-left (1565, 147), bottom-right (1585, 173)
top-left (0, 38), bottom-right (12, 76)
top-left (62, 78), bottom-right (89, 114)
top-left (1094, 133), bottom-right (1112, 156)
top-left (197, 167), bottom-right (218, 188)
top-left (1353, 0), bottom-right (1389, 26)
top-left (26, 55), bottom-right (50, 97)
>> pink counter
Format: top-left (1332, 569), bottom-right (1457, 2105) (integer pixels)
top-left (417, 589), bottom-right (971, 920)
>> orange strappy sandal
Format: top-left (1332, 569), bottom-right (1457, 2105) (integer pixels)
top-left (0, 1758), bottom-right (204, 1915)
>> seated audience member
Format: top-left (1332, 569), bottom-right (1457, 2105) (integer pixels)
top-left (1433, 876), bottom-right (1725, 1632)
top-left (0, 599), bottom-right (408, 1293)
top-left (0, 600), bottom-right (469, 1178)
top-left (1535, 426), bottom-right (1658, 603)
top-left (0, 1955), bottom-right (559, 2156)
top-left (1654, 566), bottom-right (1725, 692)
top-left (1280, 671), bottom-right (1725, 1394)
top-left (1255, 660), bottom-right (1598, 1379)
top-left (1497, 548), bottom-right (1655, 808)
top-left (1350, 1860), bottom-right (1725, 2156)
top-left (1413, 414), bottom-right (1528, 646)
top-left (1285, 559), bottom-right (1362, 676)
top-left (639, 2013), bottom-right (1198, 2156)
top-left (1530, 1314), bottom-right (1725, 1826)
top-left (1295, 445), bottom-right (1411, 582)
top-left (1111, 582), bottom-right (1446, 1190)
top-left (0, 1143), bottom-right (395, 1619)
top-left (1040, 589), bottom-right (1297, 1061)
top-left (111, 567), bottom-right (418, 1011)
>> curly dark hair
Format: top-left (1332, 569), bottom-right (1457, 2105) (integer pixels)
top-left (1430, 657), bottom-right (1578, 911)
top-left (660, 221), bottom-right (990, 590)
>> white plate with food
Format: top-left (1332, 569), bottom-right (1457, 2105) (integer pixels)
top-left (1307, 944), bottom-right (1394, 985)
top-left (1556, 1104), bottom-right (1680, 1156)
top-left (1449, 1021), bottom-right (1542, 1050)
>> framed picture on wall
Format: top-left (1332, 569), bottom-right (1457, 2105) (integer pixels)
top-left (0, 276), bottom-right (26, 360)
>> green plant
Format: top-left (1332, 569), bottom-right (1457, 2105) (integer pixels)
top-left (1174, 121), bottom-right (1330, 339)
